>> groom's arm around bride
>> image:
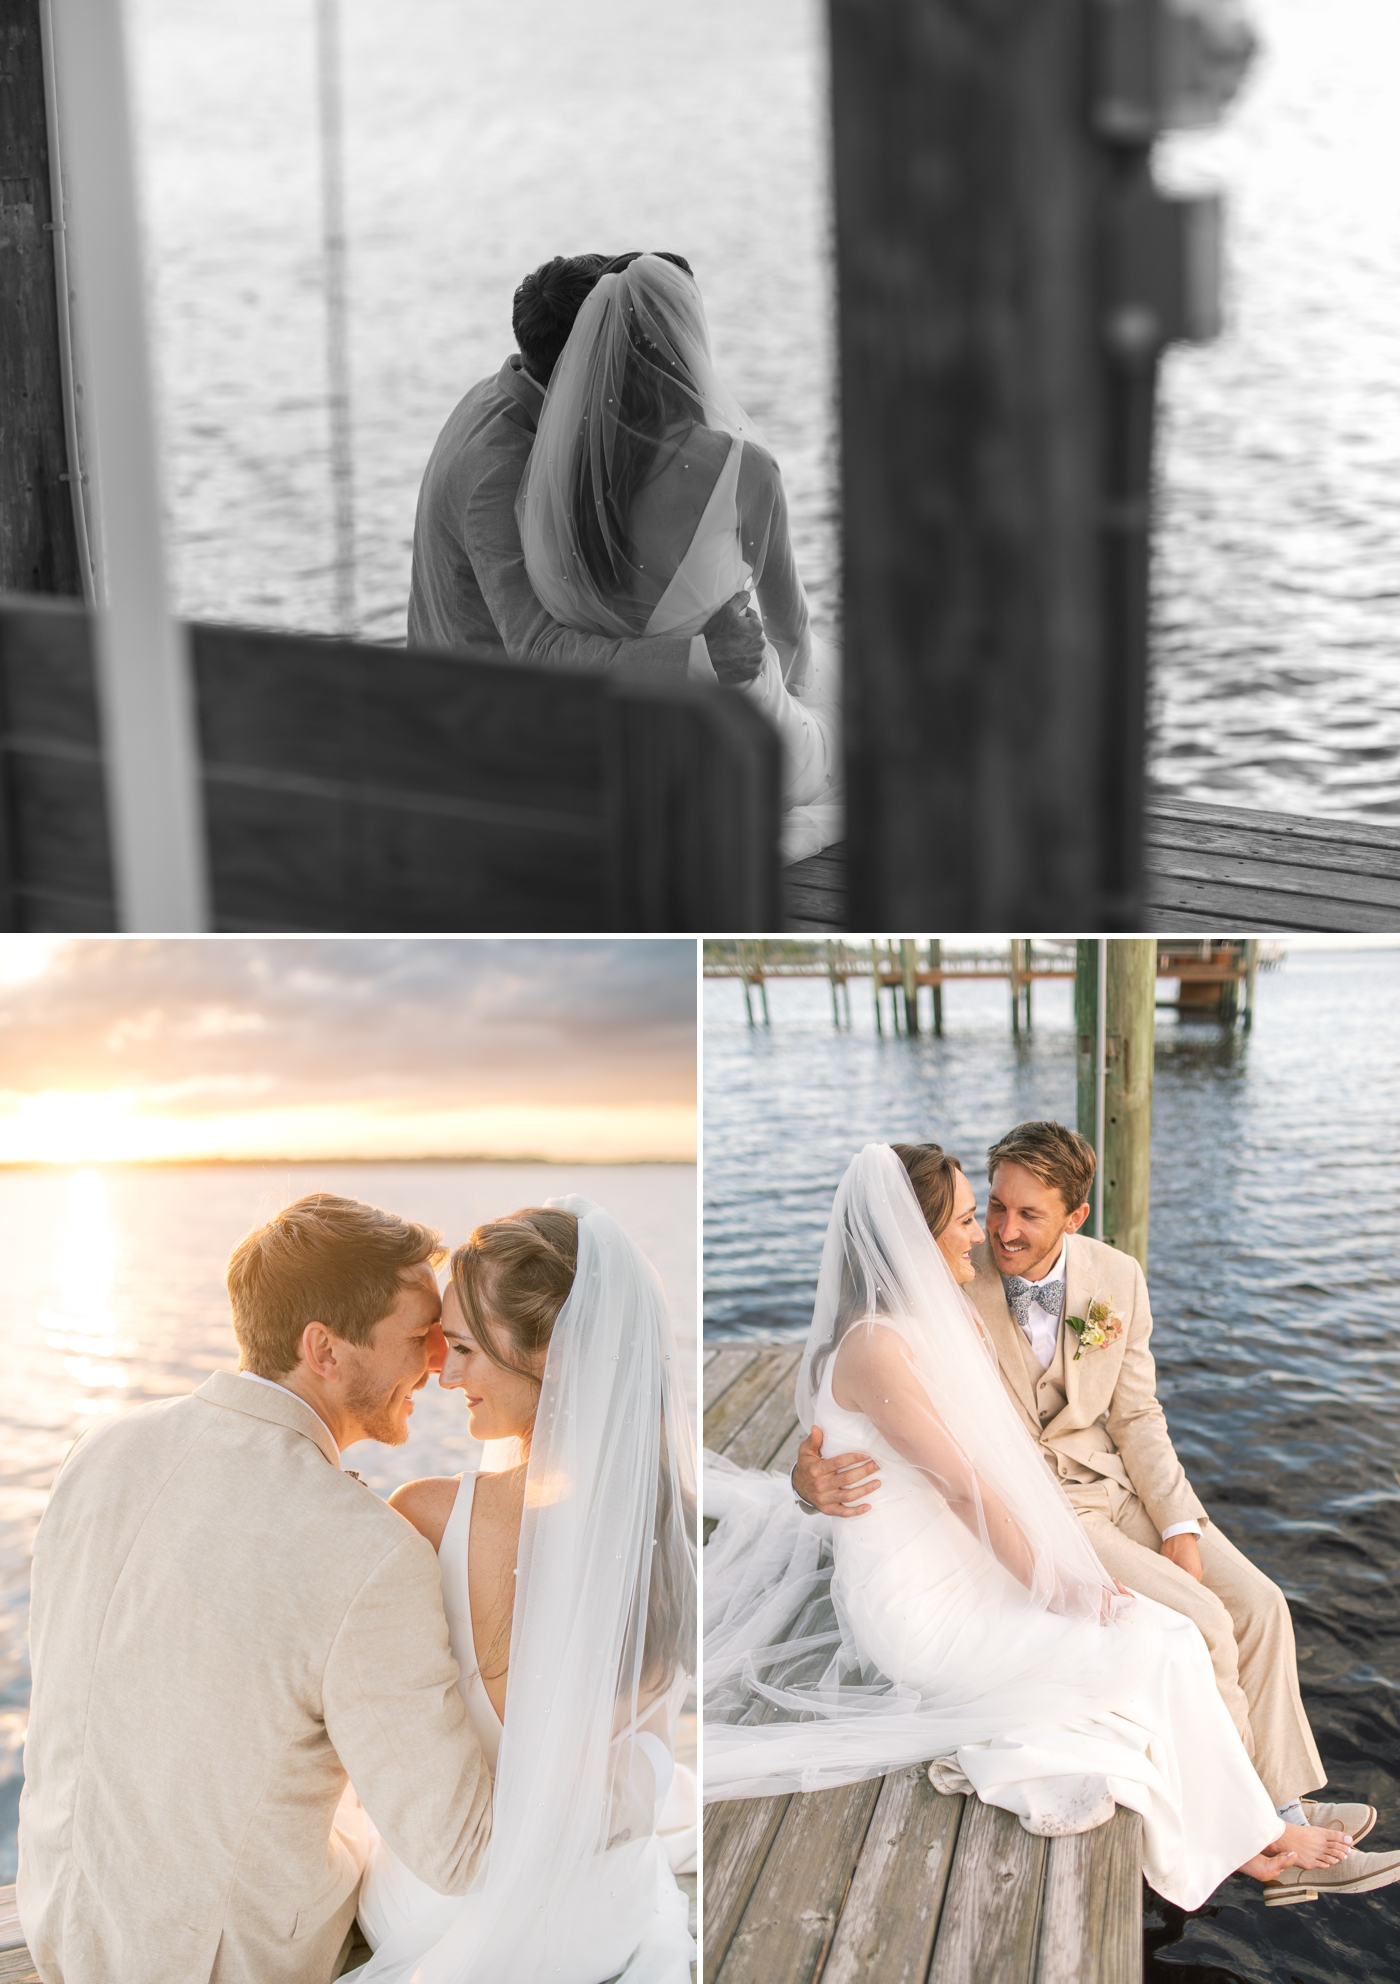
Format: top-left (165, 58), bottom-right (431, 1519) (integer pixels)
top-left (18, 1196), bottom-right (492, 1984)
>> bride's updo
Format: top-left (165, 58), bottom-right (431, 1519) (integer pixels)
top-left (450, 1206), bottom-right (578, 1384)
top-left (891, 1143), bottom-right (964, 1238)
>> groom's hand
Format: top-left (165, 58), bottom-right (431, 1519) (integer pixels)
top-left (793, 1426), bottom-right (880, 1516)
top-left (1160, 1534), bottom-right (1204, 1582)
top-left (703, 594), bottom-right (765, 685)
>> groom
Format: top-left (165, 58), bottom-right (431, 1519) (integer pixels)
top-left (793, 1120), bottom-right (1397, 1901)
top-left (406, 249), bottom-right (764, 683)
top-left (18, 1194), bottom-right (493, 1984)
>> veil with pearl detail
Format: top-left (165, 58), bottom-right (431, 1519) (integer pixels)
top-left (349, 1197), bottom-right (696, 1984)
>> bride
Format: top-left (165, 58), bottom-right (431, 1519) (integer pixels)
top-left (516, 251), bottom-right (841, 865)
top-left (343, 1200), bottom-right (696, 1983)
top-left (704, 1144), bottom-right (1354, 1911)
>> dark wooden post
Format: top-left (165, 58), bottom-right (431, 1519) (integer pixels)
top-left (0, 1), bottom-right (82, 595)
top-left (829, 0), bottom-right (1223, 929)
top-left (1075, 937), bottom-right (1155, 1268)
top-left (831, 0), bottom-right (1109, 928)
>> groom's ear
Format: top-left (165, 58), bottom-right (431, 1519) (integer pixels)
top-left (1064, 1202), bottom-right (1092, 1237)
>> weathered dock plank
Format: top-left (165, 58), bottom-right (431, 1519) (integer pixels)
top-left (712, 1779), bottom-right (883, 1984)
top-left (702, 1794), bottom-right (793, 1983)
top-left (1036, 1811), bottom-right (1144, 1984)
top-left (0, 1887), bottom-right (37, 1984)
top-left (703, 1344), bottom-right (762, 1414)
top-left (702, 1346), bottom-right (803, 1453)
top-left (781, 795), bottom-right (1400, 933)
top-left (819, 1765), bottom-right (963, 1984)
top-left (926, 1798), bottom-right (1047, 1984)
top-left (702, 1338), bottom-right (1145, 1984)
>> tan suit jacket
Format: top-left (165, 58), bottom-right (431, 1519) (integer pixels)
top-left (966, 1233), bottom-right (1206, 1537)
top-left (18, 1372), bottom-right (492, 1984)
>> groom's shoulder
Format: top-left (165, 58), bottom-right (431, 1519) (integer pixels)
top-left (1067, 1231), bottom-right (1145, 1295)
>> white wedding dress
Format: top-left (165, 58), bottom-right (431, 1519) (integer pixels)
top-left (642, 434), bottom-right (842, 865)
top-left (351, 1470), bottom-right (696, 1965)
top-left (704, 1148), bottom-right (1287, 1915)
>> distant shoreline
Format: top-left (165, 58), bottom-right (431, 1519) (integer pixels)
top-left (0, 1154), bottom-right (696, 1171)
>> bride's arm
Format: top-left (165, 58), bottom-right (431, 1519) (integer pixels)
top-left (835, 1325), bottom-right (1038, 1589)
top-left (389, 1475), bottom-right (461, 1554)
top-left (737, 445), bottom-right (812, 689)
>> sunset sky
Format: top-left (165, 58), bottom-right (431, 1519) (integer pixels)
top-left (0, 938), bottom-right (696, 1163)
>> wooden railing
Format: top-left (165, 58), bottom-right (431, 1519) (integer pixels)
top-left (0, 597), bottom-right (781, 932)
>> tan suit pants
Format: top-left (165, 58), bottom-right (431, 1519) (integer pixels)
top-left (1066, 1477), bottom-right (1325, 1806)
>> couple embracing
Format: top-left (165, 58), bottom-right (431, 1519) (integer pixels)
top-left (18, 1191), bottom-right (696, 1983)
top-left (408, 250), bottom-right (841, 864)
top-left (705, 1120), bottom-right (1400, 1911)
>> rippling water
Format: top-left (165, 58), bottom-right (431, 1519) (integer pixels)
top-left (0, 1159), bottom-right (695, 1884)
top-left (703, 949), bottom-right (1400, 1983)
top-left (127, 0), bottom-right (1397, 819)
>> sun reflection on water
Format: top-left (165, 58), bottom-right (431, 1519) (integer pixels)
top-left (40, 1170), bottom-right (134, 1414)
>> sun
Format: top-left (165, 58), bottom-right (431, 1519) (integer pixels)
top-left (0, 1090), bottom-right (157, 1165)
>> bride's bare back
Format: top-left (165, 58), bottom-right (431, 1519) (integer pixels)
top-left (391, 1467), bottom-right (525, 1725)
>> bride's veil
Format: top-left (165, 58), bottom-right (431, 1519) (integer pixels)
top-left (360, 1198), bottom-right (696, 1984)
top-left (516, 254), bottom-right (768, 637)
top-left (704, 1143), bottom-right (1122, 1801)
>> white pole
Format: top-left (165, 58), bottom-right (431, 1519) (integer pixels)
top-left (46, 0), bottom-right (209, 932)
top-left (1093, 936), bottom-right (1108, 1239)
top-left (316, 0), bottom-right (356, 635)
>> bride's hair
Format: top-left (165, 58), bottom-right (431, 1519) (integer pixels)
top-left (890, 1143), bottom-right (964, 1238)
top-left (449, 1206), bottom-right (578, 1384)
top-left (571, 256), bottom-right (705, 597)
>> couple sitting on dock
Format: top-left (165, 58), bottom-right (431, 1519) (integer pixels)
top-left (407, 249), bottom-right (841, 864)
top-left (18, 1193), bottom-right (695, 1984)
top-left (704, 1123), bottom-right (1400, 1912)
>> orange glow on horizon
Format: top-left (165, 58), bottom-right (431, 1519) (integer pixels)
top-left (0, 1091), bottom-right (696, 1166)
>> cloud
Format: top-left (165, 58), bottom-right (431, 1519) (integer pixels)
top-left (0, 938), bottom-right (696, 1119)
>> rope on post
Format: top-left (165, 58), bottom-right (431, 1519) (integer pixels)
top-left (315, 0), bottom-right (355, 635)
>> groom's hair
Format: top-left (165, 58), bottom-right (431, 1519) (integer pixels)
top-left (227, 1193), bottom-right (445, 1378)
top-left (512, 250), bottom-right (696, 384)
top-left (986, 1121), bottom-right (1095, 1214)
top-left (513, 255), bottom-right (608, 382)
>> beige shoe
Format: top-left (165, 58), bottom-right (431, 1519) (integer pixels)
top-left (1264, 1844), bottom-right (1400, 1907)
top-left (1301, 1799), bottom-right (1376, 1843)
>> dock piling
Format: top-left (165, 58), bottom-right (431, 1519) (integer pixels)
top-left (1076, 938), bottom-right (1155, 1270)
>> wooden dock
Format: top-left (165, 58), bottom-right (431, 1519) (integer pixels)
top-left (702, 1341), bottom-right (1144, 1984)
top-left (784, 797), bottom-right (1400, 933)
top-left (0, 1887), bottom-right (36, 1984)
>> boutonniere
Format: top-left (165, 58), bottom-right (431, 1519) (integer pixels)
top-left (1065, 1296), bottom-right (1124, 1361)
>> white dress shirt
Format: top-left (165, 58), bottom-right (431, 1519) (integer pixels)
top-left (1009, 1247), bottom-right (1201, 1545)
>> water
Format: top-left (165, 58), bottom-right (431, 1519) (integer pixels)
top-left (125, 0), bottom-right (1399, 822)
top-left (0, 1158), bottom-right (695, 1884)
top-left (703, 950), bottom-right (1400, 1983)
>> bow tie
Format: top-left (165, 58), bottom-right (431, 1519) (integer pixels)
top-left (1003, 1275), bottom-right (1065, 1332)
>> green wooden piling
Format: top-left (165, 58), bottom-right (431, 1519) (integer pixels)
top-left (1075, 939), bottom-right (1155, 1269)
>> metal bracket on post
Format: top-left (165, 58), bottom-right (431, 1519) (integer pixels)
top-left (1092, 0), bottom-right (1258, 146)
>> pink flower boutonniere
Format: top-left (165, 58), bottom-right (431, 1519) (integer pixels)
top-left (1065, 1297), bottom-right (1124, 1361)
